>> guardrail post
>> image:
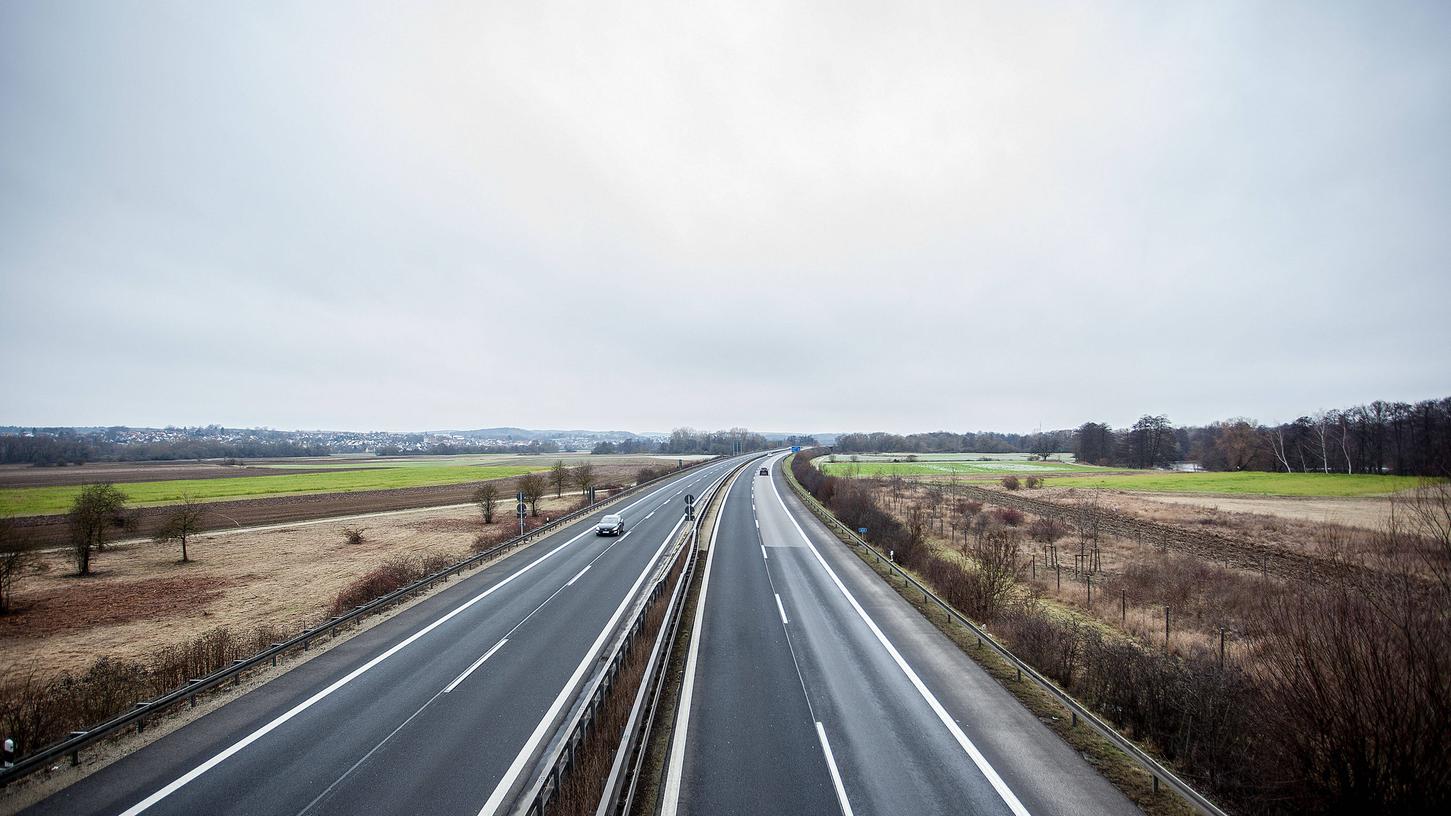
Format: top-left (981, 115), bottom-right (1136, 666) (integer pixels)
top-left (69, 732), bottom-right (85, 765)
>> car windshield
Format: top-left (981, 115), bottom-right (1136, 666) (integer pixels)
top-left (602, 515), bottom-right (620, 523)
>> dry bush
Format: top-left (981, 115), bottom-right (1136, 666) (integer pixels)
top-left (1025, 475), bottom-right (1044, 489)
top-left (636, 466), bottom-right (662, 485)
top-left (418, 552), bottom-right (455, 575)
top-left (340, 526), bottom-right (365, 546)
top-left (1026, 517), bottom-right (1067, 544)
top-left (1108, 554), bottom-right (1269, 636)
top-left (1001, 474), bottom-right (1021, 490)
top-left (329, 555), bottom-right (420, 616)
top-left (922, 528), bottom-right (1021, 622)
top-left (990, 507), bottom-right (1025, 527)
top-left (0, 622), bottom-right (289, 757)
top-left (1251, 578), bottom-right (1451, 812)
top-left (997, 605), bottom-right (1085, 684)
top-left (957, 499), bottom-right (983, 517)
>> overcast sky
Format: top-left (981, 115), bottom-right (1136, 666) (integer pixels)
top-left (2, 1), bottom-right (1448, 435)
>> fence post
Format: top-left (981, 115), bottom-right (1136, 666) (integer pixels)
top-left (1164, 606), bottom-right (1171, 651)
top-left (1121, 590), bottom-right (1126, 625)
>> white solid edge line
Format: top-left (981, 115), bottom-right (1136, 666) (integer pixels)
top-left (477, 513), bottom-right (690, 816)
top-left (765, 467), bottom-right (1033, 816)
top-left (659, 463), bottom-right (749, 816)
top-left (775, 593), bottom-right (789, 625)
top-left (816, 721), bottom-right (856, 816)
top-left (118, 525), bottom-right (591, 816)
top-left (116, 466), bottom-right (717, 816)
top-left (444, 638), bottom-right (509, 694)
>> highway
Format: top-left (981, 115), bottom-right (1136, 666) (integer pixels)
top-left (661, 454), bottom-right (1142, 816)
top-left (22, 457), bottom-right (749, 816)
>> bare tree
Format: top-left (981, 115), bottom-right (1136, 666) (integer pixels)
top-left (0, 518), bottom-right (33, 614)
top-left (68, 482), bottom-right (128, 575)
top-left (1268, 426), bottom-right (1293, 473)
top-left (1312, 410), bottom-right (1333, 473)
top-left (548, 460), bottom-right (568, 498)
top-left (152, 495), bottom-right (205, 562)
top-left (1396, 480), bottom-right (1451, 592)
top-left (519, 473), bottom-right (547, 517)
top-left (571, 463), bottom-right (597, 502)
top-left (972, 527), bottom-right (1023, 612)
top-left (473, 483), bottom-right (500, 524)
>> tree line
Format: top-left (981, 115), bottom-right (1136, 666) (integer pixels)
top-left (1076, 396), bottom-right (1451, 475)
top-left (833, 395), bottom-right (1451, 476)
top-left (376, 439), bottom-right (561, 456)
top-left (658, 427), bottom-right (773, 455)
top-left (0, 433), bottom-right (331, 466)
top-left (834, 430), bottom-right (1070, 456)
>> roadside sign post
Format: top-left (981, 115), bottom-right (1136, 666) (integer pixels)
top-left (685, 493), bottom-right (696, 521)
top-left (517, 498), bottom-right (527, 536)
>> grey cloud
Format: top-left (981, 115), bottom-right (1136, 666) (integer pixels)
top-left (2, 1), bottom-right (1448, 434)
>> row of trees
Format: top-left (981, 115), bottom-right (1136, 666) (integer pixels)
top-left (0, 433), bottom-right (330, 466)
top-left (659, 427), bottom-right (772, 455)
top-left (471, 462), bottom-right (603, 522)
top-left (377, 439), bottom-right (560, 456)
top-left (832, 394), bottom-right (1451, 476)
top-left (1074, 397), bottom-right (1451, 475)
top-left (833, 430), bottom-right (1069, 456)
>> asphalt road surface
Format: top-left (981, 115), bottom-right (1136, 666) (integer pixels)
top-left (661, 454), bottom-right (1142, 816)
top-left (23, 457), bottom-right (748, 816)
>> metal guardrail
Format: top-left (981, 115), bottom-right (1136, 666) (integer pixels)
top-left (593, 455), bottom-right (763, 816)
top-left (0, 456), bottom-right (725, 788)
top-left (513, 456), bottom-right (753, 816)
top-left (782, 457), bottom-right (1230, 816)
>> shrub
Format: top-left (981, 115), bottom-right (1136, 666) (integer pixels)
top-left (1025, 475), bottom-right (1044, 489)
top-left (991, 507), bottom-right (1025, 527)
top-left (329, 555), bottom-right (419, 616)
top-left (1000, 474), bottom-right (1021, 490)
top-left (340, 526), bottom-right (365, 546)
top-left (1026, 517), bottom-right (1066, 544)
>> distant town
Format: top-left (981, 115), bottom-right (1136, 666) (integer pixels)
top-left (0, 425), bottom-right (827, 465)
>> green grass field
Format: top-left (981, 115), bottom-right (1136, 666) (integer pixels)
top-left (0, 464), bottom-right (547, 516)
top-left (1042, 471), bottom-right (1428, 497)
top-left (819, 460), bottom-right (1105, 476)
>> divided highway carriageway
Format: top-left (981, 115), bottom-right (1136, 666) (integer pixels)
top-left (659, 454), bottom-right (1141, 816)
top-left (23, 457), bottom-right (746, 816)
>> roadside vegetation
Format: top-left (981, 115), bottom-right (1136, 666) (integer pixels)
top-left (790, 448), bottom-right (1451, 814)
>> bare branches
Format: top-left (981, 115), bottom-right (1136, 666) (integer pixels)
top-left (152, 495), bottom-right (205, 562)
top-left (472, 483), bottom-right (500, 524)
